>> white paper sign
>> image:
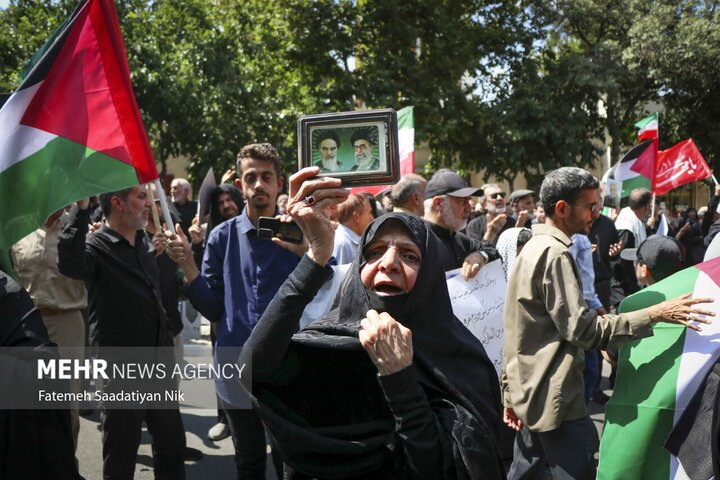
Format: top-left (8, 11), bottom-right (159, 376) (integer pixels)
top-left (446, 259), bottom-right (507, 377)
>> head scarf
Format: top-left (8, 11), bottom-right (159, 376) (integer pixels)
top-left (252, 213), bottom-right (502, 477)
top-left (205, 184), bottom-right (244, 241)
top-left (497, 227), bottom-right (531, 280)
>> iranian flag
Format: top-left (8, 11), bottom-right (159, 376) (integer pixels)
top-left (636, 113), bottom-right (659, 142)
top-left (0, 0), bottom-right (157, 271)
top-left (598, 256), bottom-right (720, 479)
top-left (349, 105), bottom-right (414, 196)
top-left (602, 139), bottom-right (658, 198)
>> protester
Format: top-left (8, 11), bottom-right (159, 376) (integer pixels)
top-left (496, 227), bottom-right (532, 281)
top-left (360, 191), bottom-right (381, 219)
top-left (676, 207), bottom-right (705, 266)
top-left (171, 178), bottom-right (198, 237)
top-left (620, 235), bottom-right (685, 286)
top-left (508, 189), bottom-right (535, 228)
top-left (533, 201), bottom-right (546, 224)
top-left (237, 167), bottom-right (505, 478)
top-left (502, 167), bottom-right (714, 480)
top-left (333, 193), bottom-right (374, 265)
top-left (187, 183), bottom-right (244, 442)
top-left (391, 173), bottom-right (427, 216)
top-left (58, 187), bottom-right (186, 479)
top-left (0, 268), bottom-right (81, 480)
top-left (465, 183), bottom-right (513, 246)
top-left (423, 169), bottom-right (498, 278)
top-left (276, 193), bottom-right (289, 214)
top-left (166, 143), bottom-right (294, 479)
top-left (10, 208), bottom-right (88, 451)
top-left (614, 187), bottom-right (652, 297)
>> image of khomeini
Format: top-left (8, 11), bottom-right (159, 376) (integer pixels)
top-left (314, 129), bottom-right (344, 173)
top-left (350, 128), bottom-right (380, 171)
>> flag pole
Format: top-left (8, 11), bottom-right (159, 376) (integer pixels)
top-left (146, 183), bottom-right (162, 231)
top-left (712, 175), bottom-right (719, 185)
top-left (153, 179), bottom-right (175, 232)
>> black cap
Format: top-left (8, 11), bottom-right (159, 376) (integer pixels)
top-left (620, 235), bottom-right (684, 281)
top-left (508, 189), bottom-right (535, 204)
top-left (425, 169), bottom-right (483, 199)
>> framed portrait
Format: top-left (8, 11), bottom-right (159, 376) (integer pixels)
top-left (604, 179), bottom-right (622, 209)
top-left (297, 108), bottom-right (400, 187)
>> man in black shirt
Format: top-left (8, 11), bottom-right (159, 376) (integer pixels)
top-left (171, 178), bottom-right (198, 238)
top-left (422, 169), bottom-right (498, 277)
top-left (58, 186), bottom-right (186, 479)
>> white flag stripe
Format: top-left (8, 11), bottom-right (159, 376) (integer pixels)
top-left (614, 158), bottom-right (641, 181)
top-left (0, 83), bottom-right (56, 173)
top-left (669, 271), bottom-right (720, 478)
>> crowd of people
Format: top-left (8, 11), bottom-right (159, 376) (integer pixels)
top-left (4, 140), bottom-right (719, 479)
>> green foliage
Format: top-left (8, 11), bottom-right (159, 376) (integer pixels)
top-left (1, 0), bottom-right (718, 187)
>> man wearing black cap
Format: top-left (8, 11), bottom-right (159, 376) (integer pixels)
top-left (423, 169), bottom-right (498, 279)
top-left (508, 189), bottom-right (535, 229)
top-left (621, 235), bottom-right (685, 287)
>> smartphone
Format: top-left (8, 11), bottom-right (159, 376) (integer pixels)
top-left (257, 217), bottom-right (304, 244)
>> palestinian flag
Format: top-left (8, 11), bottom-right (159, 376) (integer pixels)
top-left (636, 113), bottom-right (659, 142)
top-left (598, 256), bottom-right (720, 479)
top-left (0, 0), bottom-right (157, 271)
top-left (349, 105), bottom-right (414, 196)
top-left (603, 139), bottom-right (657, 198)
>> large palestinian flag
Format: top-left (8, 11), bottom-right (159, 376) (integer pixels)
top-left (602, 139), bottom-right (657, 198)
top-left (598, 256), bottom-right (720, 479)
top-left (0, 0), bottom-right (157, 271)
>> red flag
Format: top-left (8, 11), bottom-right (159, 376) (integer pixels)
top-left (653, 139), bottom-right (711, 195)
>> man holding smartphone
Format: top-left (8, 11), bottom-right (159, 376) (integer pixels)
top-left (168, 143), bottom-right (304, 479)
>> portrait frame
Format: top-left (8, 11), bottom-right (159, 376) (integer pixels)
top-left (297, 108), bottom-right (400, 187)
top-left (603, 179), bottom-right (622, 210)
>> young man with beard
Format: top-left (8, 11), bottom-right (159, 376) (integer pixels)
top-left (167, 143), bottom-right (300, 479)
top-left (422, 169), bottom-right (498, 279)
top-left (502, 167), bottom-right (713, 479)
top-left (58, 185), bottom-right (186, 479)
top-left (466, 183), bottom-right (515, 246)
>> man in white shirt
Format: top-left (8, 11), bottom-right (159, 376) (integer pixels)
top-left (332, 193), bottom-right (374, 264)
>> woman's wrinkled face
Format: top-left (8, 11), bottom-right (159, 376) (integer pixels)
top-left (360, 222), bottom-right (422, 296)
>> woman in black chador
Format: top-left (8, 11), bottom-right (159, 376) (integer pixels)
top-left (238, 168), bottom-right (504, 479)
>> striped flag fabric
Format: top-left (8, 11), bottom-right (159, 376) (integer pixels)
top-left (0, 0), bottom-right (158, 271)
top-left (598, 257), bottom-right (720, 479)
top-left (636, 113), bottom-right (659, 142)
top-left (653, 138), bottom-right (712, 196)
top-left (602, 139), bottom-right (658, 198)
top-left (349, 105), bottom-right (414, 196)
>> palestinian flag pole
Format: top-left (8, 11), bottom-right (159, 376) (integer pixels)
top-left (0, 0), bottom-right (169, 272)
top-left (598, 257), bottom-right (720, 479)
top-left (349, 105), bottom-right (414, 196)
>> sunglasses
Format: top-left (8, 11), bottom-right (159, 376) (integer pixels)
top-left (489, 192), bottom-right (506, 199)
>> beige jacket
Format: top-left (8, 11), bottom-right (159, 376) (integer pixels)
top-left (502, 223), bottom-right (652, 432)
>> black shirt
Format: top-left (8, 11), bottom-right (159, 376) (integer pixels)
top-left (464, 214), bottom-right (516, 247)
top-left (426, 220), bottom-right (499, 271)
top-left (174, 199), bottom-right (198, 238)
top-left (58, 206), bottom-right (168, 347)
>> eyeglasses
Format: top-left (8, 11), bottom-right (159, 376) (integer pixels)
top-left (572, 202), bottom-right (600, 214)
top-left (489, 192), bottom-right (506, 199)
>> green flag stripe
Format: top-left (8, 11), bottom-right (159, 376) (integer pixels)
top-left (619, 175), bottom-right (651, 198)
top-left (598, 267), bottom-right (701, 480)
top-left (635, 113), bottom-right (658, 130)
top-left (0, 135), bottom-right (139, 252)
